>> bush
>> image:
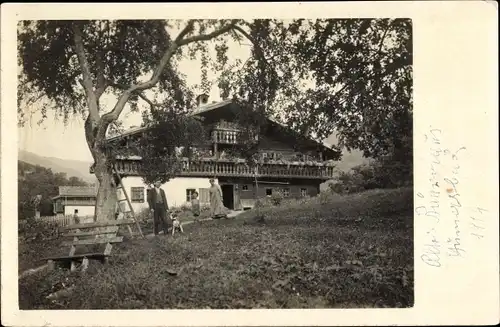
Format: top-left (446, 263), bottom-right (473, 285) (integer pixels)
top-left (18, 217), bottom-right (62, 272)
top-left (270, 192), bottom-right (284, 206)
top-left (254, 197), bottom-right (272, 208)
top-left (318, 191), bottom-right (335, 205)
top-left (329, 157), bottom-right (412, 195)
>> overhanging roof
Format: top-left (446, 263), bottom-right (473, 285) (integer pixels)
top-left (105, 99), bottom-right (340, 155)
top-left (105, 100), bottom-right (233, 142)
top-left (51, 186), bottom-right (98, 200)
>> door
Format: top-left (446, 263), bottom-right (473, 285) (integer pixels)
top-left (221, 184), bottom-right (234, 209)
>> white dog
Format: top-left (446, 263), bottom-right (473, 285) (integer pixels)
top-left (170, 213), bottom-right (184, 235)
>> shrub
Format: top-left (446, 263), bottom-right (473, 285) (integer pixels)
top-left (135, 207), bottom-right (151, 221)
top-left (328, 157), bottom-right (412, 195)
top-left (18, 217), bottom-right (61, 272)
top-left (254, 197), bottom-right (271, 208)
top-left (318, 191), bottom-right (333, 205)
top-left (270, 191), bottom-right (284, 206)
top-left (18, 217), bottom-right (60, 243)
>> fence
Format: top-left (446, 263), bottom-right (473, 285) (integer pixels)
top-left (37, 215), bottom-right (94, 227)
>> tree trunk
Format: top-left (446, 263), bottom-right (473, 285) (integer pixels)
top-left (92, 147), bottom-right (117, 222)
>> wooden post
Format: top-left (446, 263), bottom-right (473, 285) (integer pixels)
top-left (103, 243), bottom-right (113, 264)
top-left (81, 257), bottom-right (89, 272)
top-left (69, 234), bottom-right (78, 272)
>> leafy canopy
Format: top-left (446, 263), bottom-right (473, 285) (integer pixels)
top-left (18, 19), bottom-right (412, 162)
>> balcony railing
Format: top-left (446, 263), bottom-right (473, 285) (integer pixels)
top-left (114, 158), bottom-right (336, 180)
top-left (212, 128), bottom-right (241, 144)
top-left (211, 128), bottom-right (258, 144)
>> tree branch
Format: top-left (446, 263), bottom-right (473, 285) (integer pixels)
top-left (72, 23), bottom-right (100, 123)
top-left (175, 20), bottom-right (196, 43)
top-left (100, 21), bottom-right (239, 127)
top-left (109, 82), bottom-right (158, 109)
top-left (94, 55), bottom-right (108, 99)
top-left (178, 20), bottom-right (238, 45)
top-left (232, 25), bottom-right (269, 65)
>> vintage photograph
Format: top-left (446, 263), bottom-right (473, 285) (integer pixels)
top-left (17, 18), bottom-right (413, 309)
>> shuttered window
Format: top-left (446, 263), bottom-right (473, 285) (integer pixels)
top-left (199, 188), bottom-right (210, 204)
top-left (131, 187), bottom-right (145, 203)
top-left (186, 189), bottom-right (197, 202)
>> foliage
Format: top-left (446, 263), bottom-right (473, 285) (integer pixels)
top-left (328, 155), bottom-right (413, 195)
top-left (124, 110), bottom-right (208, 185)
top-left (18, 161), bottom-right (88, 219)
top-left (279, 19), bottom-right (413, 162)
top-left (270, 191), bottom-right (284, 206)
top-left (18, 19), bottom-right (412, 220)
top-left (18, 19), bottom-right (245, 220)
top-left (19, 187), bottom-right (413, 309)
top-left (18, 217), bottom-right (61, 273)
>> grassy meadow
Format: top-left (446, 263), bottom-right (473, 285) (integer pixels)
top-left (19, 187), bottom-right (413, 309)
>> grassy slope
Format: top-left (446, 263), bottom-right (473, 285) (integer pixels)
top-left (19, 188), bottom-right (413, 309)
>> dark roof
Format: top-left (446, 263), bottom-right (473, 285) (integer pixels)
top-left (105, 99), bottom-right (340, 155)
top-left (105, 100), bottom-right (232, 142)
top-left (53, 186), bottom-right (98, 199)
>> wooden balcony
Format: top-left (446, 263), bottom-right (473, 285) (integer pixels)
top-left (211, 128), bottom-right (258, 144)
top-left (212, 128), bottom-right (242, 144)
top-left (114, 158), bottom-right (336, 180)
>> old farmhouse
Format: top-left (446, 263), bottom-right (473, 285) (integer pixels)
top-left (103, 95), bottom-right (341, 213)
top-left (52, 186), bottom-right (97, 216)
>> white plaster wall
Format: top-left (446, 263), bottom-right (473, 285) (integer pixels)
top-left (119, 176), bottom-right (218, 213)
top-left (64, 205), bottom-right (95, 217)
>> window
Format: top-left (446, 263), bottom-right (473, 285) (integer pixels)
top-left (186, 188), bottom-right (197, 202)
top-left (242, 184), bottom-right (249, 191)
top-left (282, 188), bottom-right (290, 197)
top-left (266, 188), bottom-right (273, 196)
top-left (300, 188), bottom-right (308, 197)
top-left (131, 187), bottom-right (145, 203)
top-left (199, 188), bottom-right (210, 204)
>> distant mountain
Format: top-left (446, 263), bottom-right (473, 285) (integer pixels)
top-left (18, 150), bottom-right (96, 184)
top-left (320, 133), bottom-right (370, 191)
top-left (324, 133), bottom-right (370, 172)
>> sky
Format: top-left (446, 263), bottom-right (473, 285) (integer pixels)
top-left (18, 22), bottom-right (253, 162)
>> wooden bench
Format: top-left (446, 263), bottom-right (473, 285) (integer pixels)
top-left (43, 219), bottom-right (138, 272)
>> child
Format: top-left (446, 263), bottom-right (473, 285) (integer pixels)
top-left (191, 191), bottom-right (201, 222)
top-left (73, 209), bottom-right (80, 224)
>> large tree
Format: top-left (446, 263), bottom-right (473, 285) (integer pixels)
top-left (18, 19), bottom-right (412, 221)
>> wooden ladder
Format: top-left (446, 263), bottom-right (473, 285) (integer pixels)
top-left (112, 165), bottom-right (145, 239)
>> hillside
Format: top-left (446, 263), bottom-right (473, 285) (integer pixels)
top-left (19, 188), bottom-right (413, 309)
top-left (325, 133), bottom-right (369, 171)
top-left (320, 133), bottom-right (370, 190)
top-left (18, 150), bottom-right (95, 184)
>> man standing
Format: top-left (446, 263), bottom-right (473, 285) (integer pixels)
top-left (147, 181), bottom-right (169, 236)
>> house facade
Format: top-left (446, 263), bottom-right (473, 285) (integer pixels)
top-left (52, 186), bottom-right (97, 216)
top-left (103, 96), bottom-right (341, 213)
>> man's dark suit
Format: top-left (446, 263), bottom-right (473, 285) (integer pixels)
top-left (147, 187), bottom-right (169, 235)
